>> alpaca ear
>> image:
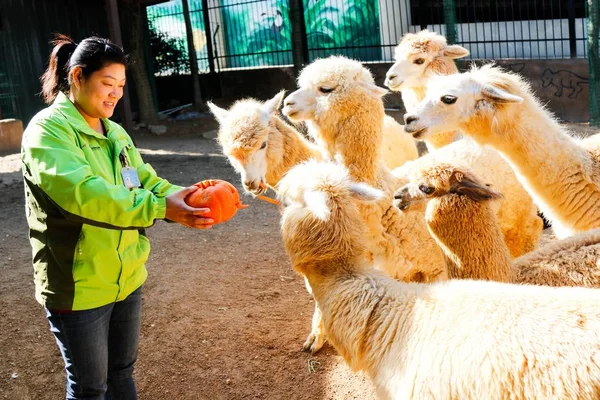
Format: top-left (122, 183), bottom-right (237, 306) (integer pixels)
top-left (442, 45), bottom-right (469, 59)
top-left (359, 82), bottom-right (389, 99)
top-left (261, 90), bottom-right (286, 121)
top-left (304, 190), bottom-right (331, 221)
top-left (450, 174), bottom-right (503, 202)
top-left (348, 182), bottom-right (385, 202)
top-left (481, 85), bottom-right (523, 104)
top-left (207, 102), bottom-right (230, 124)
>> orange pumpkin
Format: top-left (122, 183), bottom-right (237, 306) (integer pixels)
top-left (185, 179), bottom-right (248, 224)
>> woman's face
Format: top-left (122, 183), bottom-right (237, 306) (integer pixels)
top-left (73, 62), bottom-right (126, 120)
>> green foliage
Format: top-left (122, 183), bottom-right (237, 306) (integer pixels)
top-left (148, 20), bottom-right (190, 75)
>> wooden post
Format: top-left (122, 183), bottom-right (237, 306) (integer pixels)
top-left (106, 0), bottom-right (134, 132)
top-left (182, 0), bottom-right (204, 109)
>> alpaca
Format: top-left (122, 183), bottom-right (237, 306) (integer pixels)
top-left (391, 141), bottom-right (543, 258)
top-left (208, 91), bottom-right (324, 195)
top-left (282, 55), bottom-right (447, 283)
top-left (279, 159), bottom-right (600, 400)
top-left (404, 64), bottom-right (600, 239)
top-left (209, 92), bottom-right (417, 196)
top-left (394, 162), bottom-right (600, 287)
top-left (384, 30), bottom-right (469, 150)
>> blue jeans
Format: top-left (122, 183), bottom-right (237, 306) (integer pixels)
top-left (46, 286), bottom-right (143, 400)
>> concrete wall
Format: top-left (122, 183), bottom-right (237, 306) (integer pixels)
top-left (0, 119), bottom-right (24, 153)
top-left (156, 59), bottom-right (589, 122)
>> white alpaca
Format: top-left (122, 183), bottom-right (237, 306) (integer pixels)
top-left (283, 56), bottom-right (447, 283)
top-left (279, 159), bottom-right (600, 400)
top-left (395, 162), bottom-right (600, 287)
top-left (404, 64), bottom-right (600, 238)
top-left (209, 92), bottom-right (417, 196)
top-left (385, 29), bottom-right (469, 150)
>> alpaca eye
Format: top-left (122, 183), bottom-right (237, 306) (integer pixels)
top-left (419, 185), bottom-right (435, 195)
top-left (441, 95), bottom-right (457, 105)
top-left (318, 87), bottom-right (334, 94)
top-left (260, 141), bottom-right (267, 150)
top-left (414, 58), bottom-right (425, 65)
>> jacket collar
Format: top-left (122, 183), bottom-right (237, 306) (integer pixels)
top-left (53, 92), bottom-right (125, 140)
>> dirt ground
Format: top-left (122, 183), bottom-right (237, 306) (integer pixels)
top-left (0, 117), bottom-right (595, 399)
top-left (0, 117), bottom-right (375, 400)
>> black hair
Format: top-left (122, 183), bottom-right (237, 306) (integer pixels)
top-left (40, 33), bottom-right (128, 104)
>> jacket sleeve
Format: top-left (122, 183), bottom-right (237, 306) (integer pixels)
top-left (22, 117), bottom-right (167, 230)
top-left (128, 146), bottom-right (184, 198)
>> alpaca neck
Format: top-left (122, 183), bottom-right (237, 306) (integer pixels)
top-left (328, 104), bottom-right (384, 184)
top-left (265, 117), bottom-right (321, 186)
top-left (465, 98), bottom-right (600, 235)
top-left (425, 196), bottom-right (514, 283)
top-left (304, 264), bottom-right (414, 374)
top-left (424, 130), bottom-right (461, 151)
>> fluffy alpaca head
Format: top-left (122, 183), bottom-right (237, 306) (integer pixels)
top-left (208, 91), bottom-right (285, 194)
top-left (403, 64), bottom-right (528, 143)
top-left (277, 160), bottom-right (384, 276)
top-left (282, 56), bottom-right (388, 128)
top-left (393, 162), bottom-right (501, 212)
top-left (385, 30), bottom-right (469, 91)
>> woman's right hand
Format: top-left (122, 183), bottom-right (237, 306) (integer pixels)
top-left (165, 187), bottom-right (214, 229)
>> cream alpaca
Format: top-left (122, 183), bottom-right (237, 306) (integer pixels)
top-left (404, 64), bottom-right (600, 238)
top-left (208, 91), bottom-right (324, 195)
top-left (385, 30), bottom-right (469, 150)
top-left (283, 56), bottom-right (447, 282)
top-left (279, 160), bottom-right (600, 400)
top-left (282, 56), bottom-right (446, 354)
top-left (395, 163), bottom-right (600, 287)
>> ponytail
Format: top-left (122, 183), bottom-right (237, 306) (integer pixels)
top-left (40, 34), bottom-right (77, 104)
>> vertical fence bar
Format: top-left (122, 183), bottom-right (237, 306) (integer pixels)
top-left (202, 0), bottom-right (215, 73)
top-left (289, 0), bottom-right (308, 75)
top-left (568, 0), bottom-right (578, 57)
top-left (589, 0), bottom-right (600, 126)
top-left (443, 0), bottom-right (457, 44)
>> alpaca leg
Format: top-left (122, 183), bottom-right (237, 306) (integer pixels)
top-left (302, 301), bottom-right (326, 353)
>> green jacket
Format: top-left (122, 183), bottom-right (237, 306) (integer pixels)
top-left (21, 92), bottom-right (182, 311)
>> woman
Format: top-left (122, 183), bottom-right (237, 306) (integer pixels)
top-left (21, 34), bottom-right (215, 399)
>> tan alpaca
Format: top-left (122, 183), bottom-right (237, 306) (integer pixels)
top-left (395, 162), bottom-right (600, 287)
top-left (392, 142), bottom-right (543, 258)
top-left (283, 56), bottom-right (447, 283)
top-left (279, 159), bottom-right (600, 400)
top-left (385, 29), bottom-right (469, 150)
top-left (404, 64), bottom-right (600, 239)
top-left (209, 92), bottom-right (417, 197)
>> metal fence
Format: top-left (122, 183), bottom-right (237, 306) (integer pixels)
top-left (147, 0), bottom-right (590, 74)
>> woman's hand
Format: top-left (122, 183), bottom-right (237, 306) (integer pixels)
top-left (165, 187), bottom-right (214, 229)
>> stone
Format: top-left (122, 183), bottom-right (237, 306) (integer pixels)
top-left (0, 119), bottom-right (24, 152)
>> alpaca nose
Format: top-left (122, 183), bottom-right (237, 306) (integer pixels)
top-left (284, 98), bottom-right (295, 107)
top-left (387, 74), bottom-right (397, 81)
top-left (404, 114), bottom-right (418, 125)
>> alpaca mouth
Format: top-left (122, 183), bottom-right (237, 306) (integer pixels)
top-left (393, 199), bottom-right (410, 211)
top-left (282, 106), bottom-right (298, 118)
top-left (385, 81), bottom-right (403, 91)
top-left (410, 128), bottom-right (427, 139)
